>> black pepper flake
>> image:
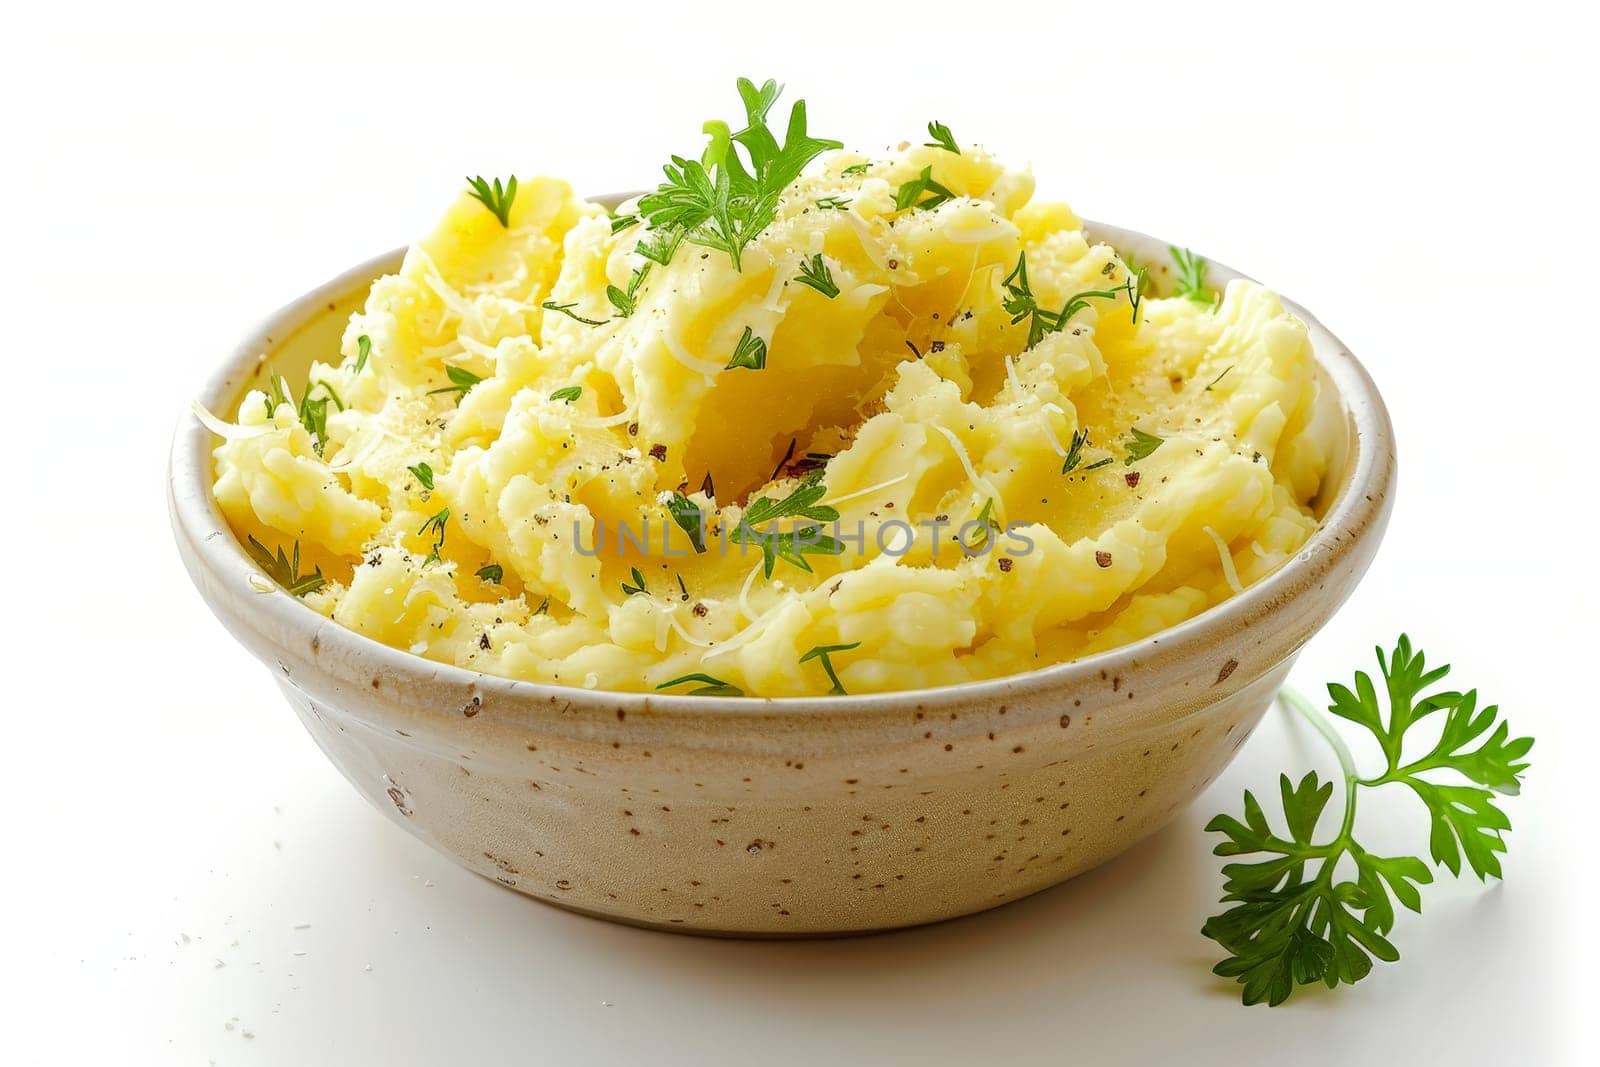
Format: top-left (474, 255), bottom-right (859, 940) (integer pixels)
top-left (1095, 550), bottom-right (1113, 568)
top-left (478, 633), bottom-right (491, 651)
top-left (929, 340), bottom-right (945, 353)
top-left (998, 557), bottom-right (1013, 573)
top-left (648, 444), bottom-right (667, 462)
top-left (1125, 472), bottom-right (1141, 488)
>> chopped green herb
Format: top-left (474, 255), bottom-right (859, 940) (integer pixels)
top-left (636, 78), bottom-right (841, 272)
top-left (1083, 457), bottom-right (1115, 472)
top-left (799, 641), bottom-right (862, 695)
top-left (667, 491), bottom-right (708, 553)
top-left (476, 563), bottom-right (504, 584)
top-left (814, 195), bottom-right (851, 210)
top-left (1206, 366), bottom-right (1234, 391)
top-left (609, 213), bottom-right (639, 234)
top-left (1205, 637), bottom-right (1533, 1006)
top-left (1060, 429), bottom-right (1090, 475)
top-left (726, 325), bottom-right (768, 370)
top-left (1002, 252), bottom-right (1136, 349)
top-left (961, 497), bottom-right (1003, 551)
top-left (418, 507), bottom-right (449, 560)
top-left (244, 535), bottom-right (325, 597)
top-left (533, 597), bottom-right (549, 615)
top-left (924, 120), bottom-right (959, 154)
top-left (549, 385), bottom-right (583, 403)
top-left (1123, 427), bottom-right (1164, 465)
top-left (841, 162), bottom-right (871, 177)
top-left (407, 462), bottom-right (435, 490)
top-left (656, 673), bottom-right (744, 697)
top-left (794, 254), bottom-right (840, 298)
top-left (606, 263), bottom-right (651, 318)
top-left (729, 470), bottom-right (843, 578)
top-left (621, 566), bottom-right (649, 597)
top-left (893, 165), bottom-right (956, 211)
top-left (466, 175), bottom-right (518, 227)
top-left (541, 301), bottom-right (607, 327)
top-left (1170, 245), bottom-right (1216, 304)
top-left (354, 334), bottom-right (372, 373)
top-left (428, 365), bottom-right (483, 404)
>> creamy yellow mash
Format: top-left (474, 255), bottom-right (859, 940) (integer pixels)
top-left (207, 92), bottom-right (1335, 697)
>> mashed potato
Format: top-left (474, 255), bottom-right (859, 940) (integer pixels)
top-left (206, 89), bottom-right (1335, 698)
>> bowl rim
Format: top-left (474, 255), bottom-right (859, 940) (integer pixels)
top-left (169, 215), bottom-right (1395, 719)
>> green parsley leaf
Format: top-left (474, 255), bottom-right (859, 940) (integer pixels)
top-left (1123, 427), bottom-right (1164, 465)
top-left (606, 263), bottom-right (651, 318)
top-left (476, 563), bottom-right (504, 584)
top-left (266, 376), bottom-right (344, 457)
top-left (799, 641), bottom-right (862, 695)
top-left (541, 301), bottom-right (607, 327)
top-left (621, 566), bottom-right (649, 597)
top-left (726, 325), bottom-right (768, 370)
top-left (924, 120), bottom-right (959, 154)
top-left (729, 471), bottom-right (844, 578)
top-left (814, 195), bottom-right (851, 210)
top-left (1203, 637), bottom-right (1533, 1006)
top-left (1169, 245), bottom-right (1216, 304)
top-left (428, 365), bottom-right (483, 404)
top-left (243, 535), bottom-right (325, 597)
top-left (354, 334), bottom-right (372, 373)
top-left (610, 213), bottom-right (639, 234)
top-left (794, 253), bottom-right (840, 298)
top-left (636, 78), bottom-right (841, 272)
top-left (667, 492), bottom-right (708, 553)
top-left (549, 385), bottom-right (583, 403)
top-left (1060, 429), bottom-right (1090, 475)
top-left (893, 165), bottom-right (956, 212)
top-left (1083, 457), bottom-right (1114, 471)
top-left (466, 175), bottom-right (518, 227)
top-left (656, 673), bottom-right (744, 697)
top-left (1002, 252), bottom-right (1137, 349)
top-left (418, 507), bottom-right (449, 560)
top-left (407, 462), bottom-right (434, 490)
top-left (841, 163), bottom-right (871, 177)
top-left (961, 497), bottom-right (1003, 551)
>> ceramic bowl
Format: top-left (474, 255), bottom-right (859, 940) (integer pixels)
top-left (169, 217), bottom-right (1395, 936)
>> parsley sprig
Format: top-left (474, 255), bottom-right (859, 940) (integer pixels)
top-left (1123, 427), bottom-right (1164, 465)
top-left (265, 375), bottom-right (344, 457)
top-left (244, 535), bottom-right (325, 597)
top-left (800, 641), bottom-right (861, 695)
top-left (428, 365), bottom-right (483, 404)
top-left (894, 165), bottom-right (956, 211)
top-left (794, 253), bottom-right (840, 298)
top-left (1170, 245), bottom-right (1216, 304)
top-left (924, 120), bottom-right (959, 154)
top-left (730, 470), bottom-right (844, 578)
top-left (636, 78), bottom-right (841, 272)
top-left (541, 300), bottom-right (607, 327)
top-left (726, 325), bottom-right (768, 370)
top-left (466, 175), bottom-right (518, 227)
top-left (1001, 253), bottom-right (1136, 349)
top-left (657, 672), bottom-right (744, 697)
top-left (1204, 637), bottom-right (1533, 1006)
top-left (667, 492), bottom-right (708, 553)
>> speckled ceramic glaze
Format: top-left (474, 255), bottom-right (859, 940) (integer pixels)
top-left (170, 217), bottom-right (1395, 936)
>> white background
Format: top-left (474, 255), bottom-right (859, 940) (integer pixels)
top-left (3, 1), bottom-right (1594, 1062)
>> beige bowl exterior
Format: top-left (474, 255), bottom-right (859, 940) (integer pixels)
top-left (169, 218), bottom-right (1395, 936)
